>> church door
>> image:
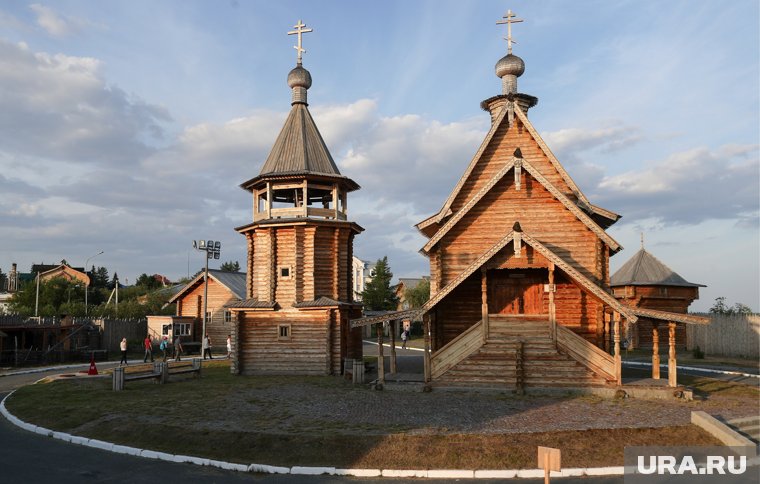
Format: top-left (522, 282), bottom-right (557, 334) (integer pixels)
top-left (488, 269), bottom-right (545, 315)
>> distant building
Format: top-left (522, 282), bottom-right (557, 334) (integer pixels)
top-left (395, 277), bottom-right (430, 310)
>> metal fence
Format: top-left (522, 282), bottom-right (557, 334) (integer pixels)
top-left (686, 313), bottom-right (760, 359)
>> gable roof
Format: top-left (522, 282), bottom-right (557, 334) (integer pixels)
top-left (420, 154), bottom-right (621, 254)
top-left (418, 100), bottom-right (608, 233)
top-left (168, 270), bottom-right (246, 303)
top-left (610, 249), bottom-right (705, 288)
top-left (420, 226), bottom-right (636, 322)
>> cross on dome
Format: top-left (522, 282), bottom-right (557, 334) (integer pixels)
top-left (496, 9), bottom-right (523, 54)
top-left (288, 19), bottom-right (313, 65)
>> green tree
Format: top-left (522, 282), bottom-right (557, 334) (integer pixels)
top-left (361, 257), bottom-right (398, 310)
top-left (220, 261), bottom-right (241, 272)
top-left (404, 278), bottom-right (430, 309)
top-left (709, 297), bottom-right (754, 315)
top-left (135, 273), bottom-right (161, 290)
top-left (8, 277), bottom-right (85, 316)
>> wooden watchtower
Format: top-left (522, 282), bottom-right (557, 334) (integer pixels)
top-left (229, 21), bottom-right (363, 375)
top-left (611, 245), bottom-right (705, 349)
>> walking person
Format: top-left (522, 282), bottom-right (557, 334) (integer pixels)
top-left (202, 333), bottom-right (213, 360)
top-left (119, 337), bottom-right (128, 365)
top-left (401, 329), bottom-right (408, 350)
top-left (226, 334), bottom-right (232, 359)
top-left (143, 336), bottom-right (154, 363)
top-left (173, 335), bottom-right (183, 361)
top-left (159, 336), bottom-right (169, 362)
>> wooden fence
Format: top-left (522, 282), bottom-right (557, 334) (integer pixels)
top-left (686, 314), bottom-right (759, 359)
top-left (92, 318), bottom-right (147, 352)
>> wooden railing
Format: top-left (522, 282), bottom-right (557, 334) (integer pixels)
top-left (430, 320), bottom-right (484, 379)
top-left (555, 324), bottom-right (615, 382)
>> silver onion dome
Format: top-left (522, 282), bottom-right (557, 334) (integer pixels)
top-left (287, 65), bottom-right (312, 89)
top-left (495, 53), bottom-right (525, 79)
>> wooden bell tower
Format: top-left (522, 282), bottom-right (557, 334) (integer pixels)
top-left (230, 20), bottom-right (364, 375)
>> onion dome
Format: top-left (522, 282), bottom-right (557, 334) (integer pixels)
top-left (495, 53), bottom-right (525, 78)
top-left (287, 65), bottom-right (312, 89)
top-left (288, 64), bottom-right (311, 104)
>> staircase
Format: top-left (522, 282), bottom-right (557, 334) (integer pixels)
top-left (727, 416), bottom-right (760, 444)
top-left (434, 316), bottom-right (611, 388)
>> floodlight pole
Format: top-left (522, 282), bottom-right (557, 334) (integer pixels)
top-left (84, 250), bottom-right (104, 316)
top-left (202, 249), bottom-right (209, 344)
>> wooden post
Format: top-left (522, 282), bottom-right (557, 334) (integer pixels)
top-left (652, 323), bottom-right (660, 380)
top-left (481, 268), bottom-right (489, 344)
top-left (668, 322), bottom-right (677, 387)
top-left (332, 186), bottom-right (339, 219)
top-left (265, 181), bottom-right (272, 219)
top-left (603, 312), bottom-right (611, 353)
top-left (112, 366), bottom-right (124, 391)
top-left (423, 315), bottom-right (432, 384)
top-left (377, 322), bottom-right (385, 387)
top-left (613, 313), bottom-right (622, 386)
top-left (302, 181), bottom-right (308, 217)
top-left (390, 320), bottom-right (397, 374)
top-left (548, 263), bottom-right (556, 343)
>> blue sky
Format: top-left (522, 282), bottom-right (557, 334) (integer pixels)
top-left (0, 1), bottom-right (758, 311)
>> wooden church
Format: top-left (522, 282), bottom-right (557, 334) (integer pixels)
top-left (228, 21), bottom-right (364, 375)
top-left (353, 10), bottom-right (709, 389)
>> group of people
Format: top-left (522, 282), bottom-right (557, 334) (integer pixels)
top-left (118, 334), bottom-right (233, 365)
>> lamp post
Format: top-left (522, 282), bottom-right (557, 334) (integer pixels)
top-left (193, 240), bottom-right (220, 345)
top-left (84, 250), bottom-right (104, 316)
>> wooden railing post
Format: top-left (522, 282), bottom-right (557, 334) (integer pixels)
top-left (390, 320), bottom-right (397, 374)
top-left (614, 313), bottom-right (622, 386)
top-left (481, 268), bottom-right (489, 344)
top-left (652, 323), bottom-right (660, 380)
top-left (423, 315), bottom-right (431, 385)
top-left (603, 312), bottom-right (611, 353)
top-left (548, 263), bottom-right (556, 344)
top-left (377, 323), bottom-right (385, 388)
top-left (668, 322), bottom-right (677, 387)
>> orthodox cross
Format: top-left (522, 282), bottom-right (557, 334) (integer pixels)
top-left (288, 19), bottom-right (313, 65)
top-left (496, 9), bottom-right (523, 54)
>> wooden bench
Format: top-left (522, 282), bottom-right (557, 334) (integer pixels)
top-left (112, 362), bottom-right (167, 391)
top-left (167, 358), bottom-right (202, 378)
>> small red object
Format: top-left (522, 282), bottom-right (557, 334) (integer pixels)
top-left (88, 353), bottom-right (98, 375)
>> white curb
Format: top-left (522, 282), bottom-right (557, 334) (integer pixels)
top-left (623, 361), bottom-right (759, 379)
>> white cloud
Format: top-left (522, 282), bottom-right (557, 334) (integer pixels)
top-left (29, 4), bottom-right (89, 37)
top-left (594, 145), bottom-right (759, 226)
top-left (0, 39), bottom-right (170, 166)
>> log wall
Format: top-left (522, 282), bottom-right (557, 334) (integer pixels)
top-left (176, 279), bottom-right (239, 345)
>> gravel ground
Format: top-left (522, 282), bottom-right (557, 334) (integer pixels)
top-left (197, 375), bottom-right (758, 436)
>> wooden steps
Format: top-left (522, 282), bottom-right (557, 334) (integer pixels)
top-left (434, 317), bottom-right (611, 388)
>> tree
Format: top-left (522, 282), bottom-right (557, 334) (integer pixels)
top-left (220, 261), bottom-right (241, 272)
top-left (8, 277), bottom-right (85, 316)
top-left (0, 267), bottom-right (6, 292)
top-left (90, 265), bottom-right (110, 288)
top-left (135, 273), bottom-right (161, 290)
top-left (709, 297), bottom-right (754, 315)
top-left (404, 278), bottom-right (430, 309)
top-left (361, 257), bottom-right (399, 311)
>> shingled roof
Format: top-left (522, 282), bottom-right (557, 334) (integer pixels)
top-left (259, 103), bottom-right (340, 177)
top-left (610, 249), bottom-right (705, 288)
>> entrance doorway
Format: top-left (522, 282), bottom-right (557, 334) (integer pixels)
top-left (488, 269), bottom-right (546, 315)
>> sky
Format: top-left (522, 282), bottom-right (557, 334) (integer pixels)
top-left (0, 0), bottom-right (757, 312)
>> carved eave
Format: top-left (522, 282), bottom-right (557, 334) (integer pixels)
top-left (421, 104), bottom-right (511, 227)
top-left (240, 172), bottom-right (360, 193)
top-left (420, 155), bottom-right (621, 255)
top-left (588, 203), bottom-right (622, 229)
top-left (234, 218), bottom-right (364, 235)
top-left (512, 104), bottom-right (593, 212)
top-left (629, 307), bottom-right (710, 326)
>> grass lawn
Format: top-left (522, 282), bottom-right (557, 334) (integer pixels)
top-left (5, 361), bottom-right (728, 469)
